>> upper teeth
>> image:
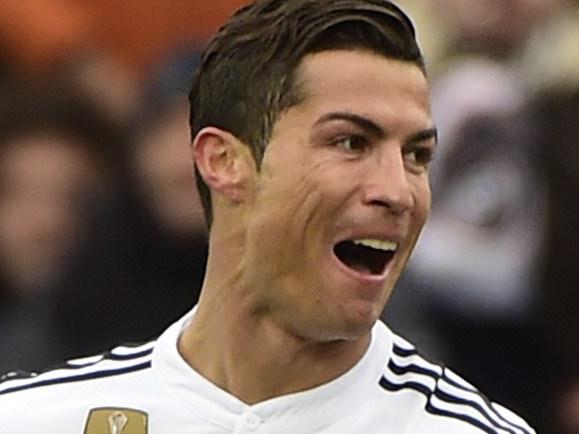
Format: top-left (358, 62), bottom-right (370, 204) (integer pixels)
top-left (352, 239), bottom-right (398, 252)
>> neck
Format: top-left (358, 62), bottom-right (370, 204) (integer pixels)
top-left (178, 255), bottom-right (370, 404)
top-left (179, 221), bottom-right (372, 404)
top-left (179, 306), bottom-right (370, 405)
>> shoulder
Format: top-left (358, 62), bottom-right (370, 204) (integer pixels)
top-left (378, 331), bottom-right (535, 434)
top-left (0, 341), bottom-right (155, 432)
top-left (0, 341), bottom-right (154, 396)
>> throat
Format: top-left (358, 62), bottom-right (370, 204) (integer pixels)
top-left (178, 310), bottom-right (370, 404)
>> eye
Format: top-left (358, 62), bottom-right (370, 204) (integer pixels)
top-left (404, 145), bottom-right (435, 171)
top-left (334, 134), bottom-right (369, 152)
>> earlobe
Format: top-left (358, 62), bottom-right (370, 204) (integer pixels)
top-left (192, 127), bottom-right (254, 202)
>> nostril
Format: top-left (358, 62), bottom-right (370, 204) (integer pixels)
top-left (365, 193), bottom-right (413, 215)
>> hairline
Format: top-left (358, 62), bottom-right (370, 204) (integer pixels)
top-left (195, 47), bottom-right (424, 229)
top-left (262, 46), bottom-right (426, 146)
top-left (192, 2), bottom-right (425, 228)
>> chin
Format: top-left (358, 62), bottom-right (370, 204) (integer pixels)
top-left (320, 303), bottom-right (382, 342)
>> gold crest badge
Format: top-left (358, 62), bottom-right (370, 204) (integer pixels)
top-left (84, 407), bottom-right (148, 434)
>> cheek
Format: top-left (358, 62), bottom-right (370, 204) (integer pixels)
top-left (249, 163), bottom-right (337, 267)
top-left (412, 175), bottom-right (431, 221)
top-left (266, 157), bottom-right (341, 216)
top-left (289, 160), bottom-right (357, 241)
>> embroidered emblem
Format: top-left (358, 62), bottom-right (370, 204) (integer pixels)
top-left (84, 408), bottom-right (148, 434)
top-left (108, 411), bottom-right (128, 434)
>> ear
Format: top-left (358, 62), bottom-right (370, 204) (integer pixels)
top-left (192, 127), bottom-right (255, 203)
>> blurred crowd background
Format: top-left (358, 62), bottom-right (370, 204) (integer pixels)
top-left (0, 1), bottom-right (577, 432)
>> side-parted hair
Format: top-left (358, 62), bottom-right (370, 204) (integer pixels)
top-left (189, 0), bottom-right (424, 227)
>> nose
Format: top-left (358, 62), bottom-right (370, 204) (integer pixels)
top-left (362, 147), bottom-right (414, 214)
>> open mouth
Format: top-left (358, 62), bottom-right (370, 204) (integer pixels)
top-left (333, 239), bottom-right (397, 276)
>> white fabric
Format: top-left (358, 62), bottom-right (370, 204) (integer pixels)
top-left (0, 310), bottom-right (534, 433)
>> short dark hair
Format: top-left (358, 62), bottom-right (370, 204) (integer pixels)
top-left (189, 0), bottom-right (424, 227)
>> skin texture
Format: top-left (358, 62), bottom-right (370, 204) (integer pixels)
top-left (181, 49), bottom-right (436, 404)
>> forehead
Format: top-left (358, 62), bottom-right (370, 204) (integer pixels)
top-left (299, 49), bottom-right (427, 101)
top-left (284, 49), bottom-right (432, 130)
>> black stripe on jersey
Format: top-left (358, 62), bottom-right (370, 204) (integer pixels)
top-left (433, 387), bottom-right (519, 434)
top-left (392, 343), bottom-right (417, 358)
top-left (59, 343), bottom-right (154, 370)
top-left (379, 375), bottom-right (432, 398)
top-left (0, 347), bottom-right (151, 383)
top-left (387, 358), bottom-right (438, 379)
top-left (379, 371), bottom-right (514, 434)
top-left (440, 370), bottom-right (531, 434)
top-left (383, 343), bottom-right (531, 434)
top-left (440, 369), bottom-right (477, 392)
top-left (0, 360), bottom-right (151, 396)
top-left (106, 347), bottom-right (154, 361)
top-left (425, 400), bottom-right (498, 434)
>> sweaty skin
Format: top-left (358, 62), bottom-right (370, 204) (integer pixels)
top-left (181, 49), bottom-right (436, 405)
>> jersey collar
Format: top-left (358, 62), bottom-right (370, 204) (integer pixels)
top-left (152, 308), bottom-right (392, 432)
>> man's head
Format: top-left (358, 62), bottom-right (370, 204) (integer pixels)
top-left (189, 0), bottom-right (434, 340)
top-left (189, 0), bottom-right (424, 226)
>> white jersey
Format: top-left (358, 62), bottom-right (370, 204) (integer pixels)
top-left (0, 310), bottom-right (534, 434)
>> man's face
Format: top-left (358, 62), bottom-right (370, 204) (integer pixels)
top-left (242, 50), bottom-right (435, 341)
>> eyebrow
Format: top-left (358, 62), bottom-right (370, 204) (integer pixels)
top-left (314, 112), bottom-right (386, 138)
top-left (407, 127), bottom-right (438, 146)
top-left (314, 111), bottom-right (438, 145)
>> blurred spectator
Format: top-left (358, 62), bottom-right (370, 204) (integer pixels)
top-left (0, 132), bottom-right (98, 293)
top-left (0, 80), bottom-right (123, 373)
top-left (522, 0), bottom-right (579, 92)
top-left (385, 2), bottom-right (579, 432)
top-left (431, 0), bottom-right (558, 59)
top-left (49, 92), bottom-right (207, 360)
top-left (385, 59), bottom-right (550, 429)
top-left (398, 0), bottom-right (563, 77)
top-left (0, 37), bottom-right (208, 373)
top-left (533, 89), bottom-right (579, 434)
top-left (130, 99), bottom-right (205, 236)
top-left (383, 1), bottom-right (569, 430)
top-left (0, 1), bottom-right (250, 131)
top-left (413, 58), bottom-right (545, 321)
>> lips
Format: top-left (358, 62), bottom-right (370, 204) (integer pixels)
top-left (333, 238), bottom-right (398, 276)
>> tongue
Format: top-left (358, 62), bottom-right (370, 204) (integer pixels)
top-left (344, 256), bottom-right (373, 274)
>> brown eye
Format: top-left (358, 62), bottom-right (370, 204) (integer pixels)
top-left (335, 135), bottom-right (368, 152)
top-left (404, 146), bottom-right (434, 171)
